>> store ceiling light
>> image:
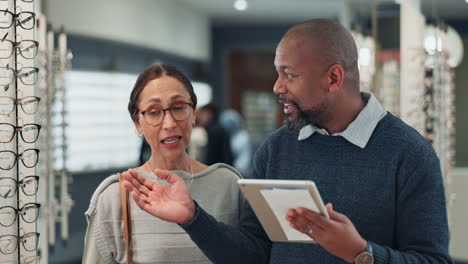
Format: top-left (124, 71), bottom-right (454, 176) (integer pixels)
top-left (234, 0), bottom-right (248, 11)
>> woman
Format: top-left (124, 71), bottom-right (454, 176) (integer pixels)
top-left (82, 64), bottom-right (243, 263)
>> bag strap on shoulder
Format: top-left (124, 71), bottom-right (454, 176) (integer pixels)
top-left (119, 173), bottom-right (132, 264)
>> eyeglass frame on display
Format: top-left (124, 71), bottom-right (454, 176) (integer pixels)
top-left (0, 96), bottom-right (40, 115)
top-left (0, 175), bottom-right (39, 198)
top-left (0, 232), bottom-right (40, 255)
top-left (0, 148), bottom-right (39, 170)
top-left (0, 10), bottom-right (35, 30)
top-left (0, 0), bottom-right (34, 3)
top-left (0, 39), bottom-right (39, 59)
top-left (0, 254), bottom-right (40, 264)
top-left (0, 65), bottom-right (39, 87)
top-left (139, 102), bottom-right (193, 126)
top-left (0, 123), bottom-right (41, 143)
top-left (0, 202), bottom-right (41, 227)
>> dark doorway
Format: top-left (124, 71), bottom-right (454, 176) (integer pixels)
top-left (227, 50), bottom-right (283, 149)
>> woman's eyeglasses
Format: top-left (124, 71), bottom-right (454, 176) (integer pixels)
top-left (0, 203), bottom-right (40, 227)
top-left (0, 232), bottom-right (39, 254)
top-left (0, 123), bottom-right (41, 143)
top-left (0, 96), bottom-right (40, 115)
top-left (0, 10), bottom-right (35, 30)
top-left (140, 102), bottom-right (193, 126)
top-left (0, 148), bottom-right (39, 170)
top-left (0, 39), bottom-right (38, 59)
top-left (0, 176), bottom-right (39, 198)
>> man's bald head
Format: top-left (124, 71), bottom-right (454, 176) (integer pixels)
top-left (282, 19), bottom-right (359, 83)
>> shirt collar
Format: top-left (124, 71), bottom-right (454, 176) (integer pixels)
top-left (297, 92), bottom-right (387, 149)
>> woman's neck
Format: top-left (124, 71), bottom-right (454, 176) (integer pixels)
top-left (144, 153), bottom-right (192, 173)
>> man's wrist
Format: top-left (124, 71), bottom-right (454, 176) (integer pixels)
top-left (347, 238), bottom-right (367, 263)
top-left (353, 241), bottom-right (374, 264)
top-left (180, 200), bottom-right (197, 225)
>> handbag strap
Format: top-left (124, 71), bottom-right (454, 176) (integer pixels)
top-left (119, 173), bottom-right (132, 264)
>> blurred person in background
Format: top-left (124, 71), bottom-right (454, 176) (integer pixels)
top-left (138, 137), bottom-right (151, 166)
top-left (220, 109), bottom-right (253, 177)
top-left (82, 64), bottom-right (243, 264)
top-left (188, 116), bottom-right (208, 162)
top-left (197, 103), bottom-right (233, 166)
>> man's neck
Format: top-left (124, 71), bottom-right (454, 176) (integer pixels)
top-left (321, 92), bottom-right (367, 134)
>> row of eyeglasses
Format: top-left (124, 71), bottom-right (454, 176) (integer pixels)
top-left (0, 96), bottom-right (41, 169)
top-left (0, 4), bottom-right (40, 167)
top-left (423, 68), bottom-right (435, 143)
top-left (0, 7), bottom-right (39, 91)
top-left (0, 2), bottom-right (41, 262)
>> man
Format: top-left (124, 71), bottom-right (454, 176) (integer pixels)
top-left (123, 19), bottom-right (452, 264)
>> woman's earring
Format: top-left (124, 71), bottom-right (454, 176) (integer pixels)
top-left (192, 121), bottom-right (196, 127)
top-left (138, 131), bottom-right (144, 137)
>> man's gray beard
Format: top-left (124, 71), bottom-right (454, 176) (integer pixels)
top-left (284, 108), bottom-right (326, 131)
top-left (285, 110), bottom-right (310, 131)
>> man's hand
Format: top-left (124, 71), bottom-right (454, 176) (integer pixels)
top-left (286, 203), bottom-right (366, 263)
top-left (122, 169), bottom-right (196, 224)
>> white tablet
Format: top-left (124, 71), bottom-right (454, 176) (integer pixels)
top-left (238, 179), bottom-right (329, 243)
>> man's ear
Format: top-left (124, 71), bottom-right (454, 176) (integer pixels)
top-left (327, 64), bottom-right (344, 93)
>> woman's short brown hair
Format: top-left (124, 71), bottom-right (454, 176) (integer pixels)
top-left (128, 64), bottom-right (198, 122)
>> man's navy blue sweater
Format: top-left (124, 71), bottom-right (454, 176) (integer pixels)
top-left (182, 113), bottom-right (452, 264)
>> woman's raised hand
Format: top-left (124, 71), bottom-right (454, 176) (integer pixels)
top-left (122, 169), bottom-right (196, 224)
